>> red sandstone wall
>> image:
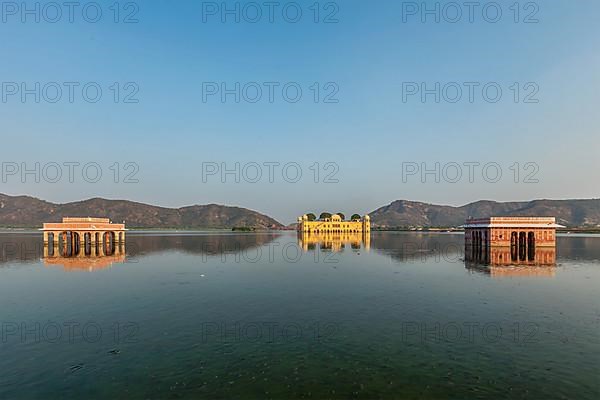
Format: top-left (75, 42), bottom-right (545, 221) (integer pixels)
top-left (465, 228), bottom-right (556, 247)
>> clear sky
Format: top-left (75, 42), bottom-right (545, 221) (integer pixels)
top-left (1, 0), bottom-right (599, 224)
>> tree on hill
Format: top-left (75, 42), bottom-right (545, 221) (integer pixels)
top-left (306, 213), bottom-right (316, 221)
top-left (351, 214), bottom-right (361, 221)
top-left (319, 212), bottom-right (332, 220)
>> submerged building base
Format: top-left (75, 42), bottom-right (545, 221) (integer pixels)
top-left (463, 217), bottom-right (563, 267)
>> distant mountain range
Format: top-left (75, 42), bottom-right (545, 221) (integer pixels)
top-left (1, 194), bottom-right (600, 229)
top-left (369, 199), bottom-right (600, 228)
top-left (0, 194), bottom-right (283, 229)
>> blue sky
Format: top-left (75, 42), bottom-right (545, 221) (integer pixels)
top-left (1, 0), bottom-right (599, 223)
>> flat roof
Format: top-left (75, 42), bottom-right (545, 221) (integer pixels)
top-left (462, 223), bottom-right (565, 228)
top-left (463, 216), bottom-right (564, 228)
top-left (63, 217), bottom-right (110, 223)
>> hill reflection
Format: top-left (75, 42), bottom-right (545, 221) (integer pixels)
top-left (0, 232), bottom-right (280, 271)
top-left (125, 232), bottom-right (280, 258)
top-left (1, 233), bottom-right (599, 274)
top-left (368, 232), bottom-right (463, 263)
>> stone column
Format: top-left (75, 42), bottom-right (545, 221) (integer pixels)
top-left (77, 244), bottom-right (86, 258)
top-left (73, 232), bottom-right (80, 256)
top-left (99, 235), bottom-right (105, 256)
top-left (118, 231), bottom-right (125, 255)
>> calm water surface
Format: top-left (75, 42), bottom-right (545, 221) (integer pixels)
top-left (0, 232), bottom-right (598, 399)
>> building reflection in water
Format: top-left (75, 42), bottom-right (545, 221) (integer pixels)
top-left (465, 245), bottom-right (557, 277)
top-left (298, 231), bottom-right (371, 253)
top-left (43, 238), bottom-right (126, 272)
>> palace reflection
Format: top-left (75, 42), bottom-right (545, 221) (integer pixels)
top-left (465, 245), bottom-right (557, 277)
top-left (4, 232), bottom-right (599, 278)
top-left (43, 239), bottom-right (126, 272)
top-left (41, 232), bottom-right (282, 271)
top-left (297, 231), bottom-right (371, 252)
top-left (0, 232), bottom-right (281, 271)
top-left (463, 216), bottom-right (559, 277)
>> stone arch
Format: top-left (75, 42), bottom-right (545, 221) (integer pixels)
top-left (47, 232), bottom-right (55, 257)
top-left (527, 232), bottom-right (536, 261)
top-left (59, 231), bottom-right (70, 256)
top-left (84, 232), bottom-right (92, 256)
top-left (72, 232), bottom-right (81, 256)
top-left (527, 231), bottom-right (536, 248)
top-left (518, 232), bottom-right (527, 261)
top-left (104, 231), bottom-right (116, 256)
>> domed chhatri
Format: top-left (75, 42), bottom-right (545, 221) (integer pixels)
top-left (297, 213), bottom-right (371, 234)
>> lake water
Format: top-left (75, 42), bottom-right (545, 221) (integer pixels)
top-left (0, 232), bottom-right (598, 399)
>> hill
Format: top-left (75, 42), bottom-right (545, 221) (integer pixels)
top-left (0, 194), bottom-right (283, 229)
top-left (369, 199), bottom-right (600, 228)
top-left (2, 194), bottom-right (600, 229)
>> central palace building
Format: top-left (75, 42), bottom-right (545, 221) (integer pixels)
top-left (297, 214), bottom-right (371, 234)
